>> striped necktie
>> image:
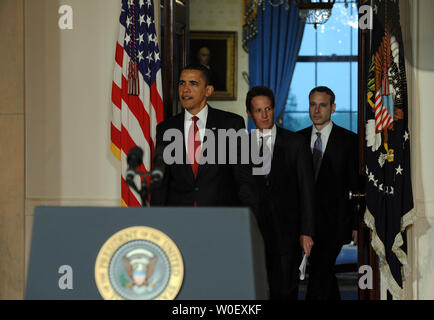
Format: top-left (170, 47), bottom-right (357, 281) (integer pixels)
top-left (313, 132), bottom-right (322, 180)
top-left (188, 116), bottom-right (201, 179)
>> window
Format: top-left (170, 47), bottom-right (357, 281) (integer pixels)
top-left (282, 1), bottom-right (358, 133)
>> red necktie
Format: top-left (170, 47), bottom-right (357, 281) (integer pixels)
top-left (188, 116), bottom-right (201, 179)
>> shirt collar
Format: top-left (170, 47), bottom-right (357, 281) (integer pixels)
top-left (255, 124), bottom-right (276, 144)
top-left (184, 104), bottom-right (209, 123)
top-left (257, 124), bottom-right (276, 137)
top-left (313, 121), bottom-right (333, 136)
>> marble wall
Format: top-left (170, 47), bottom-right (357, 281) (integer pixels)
top-left (0, 0), bottom-right (25, 299)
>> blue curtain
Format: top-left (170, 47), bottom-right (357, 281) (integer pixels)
top-left (247, 2), bottom-right (304, 131)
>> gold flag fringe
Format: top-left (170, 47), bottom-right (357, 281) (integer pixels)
top-left (364, 208), bottom-right (416, 299)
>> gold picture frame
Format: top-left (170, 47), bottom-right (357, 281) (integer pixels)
top-left (190, 31), bottom-right (237, 100)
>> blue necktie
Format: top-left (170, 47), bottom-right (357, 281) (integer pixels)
top-left (313, 132), bottom-right (322, 180)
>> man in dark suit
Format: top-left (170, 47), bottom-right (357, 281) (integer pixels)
top-left (298, 86), bottom-right (359, 300)
top-left (150, 65), bottom-right (258, 212)
top-left (246, 86), bottom-right (315, 300)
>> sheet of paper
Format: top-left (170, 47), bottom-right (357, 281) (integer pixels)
top-left (299, 253), bottom-right (308, 280)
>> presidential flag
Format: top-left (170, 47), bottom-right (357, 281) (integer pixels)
top-left (364, 0), bottom-right (415, 299)
top-left (110, 0), bottom-right (164, 206)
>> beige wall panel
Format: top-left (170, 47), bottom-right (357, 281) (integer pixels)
top-left (0, 199), bottom-right (25, 299)
top-left (414, 217), bottom-right (434, 299)
top-left (415, 68), bottom-right (434, 215)
top-left (25, 0), bottom-right (122, 201)
top-left (411, 0), bottom-right (434, 300)
top-left (0, 0), bottom-right (25, 300)
top-left (401, 0), bottom-right (434, 300)
top-left (0, 116), bottom-right (25, 200)
top-left (0, 0), bottom-right (24, 115)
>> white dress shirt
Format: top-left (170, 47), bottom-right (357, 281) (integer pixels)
top-left (253, 124), bottom-right (277, 157)
top-left (310, 121), bottom-right (333, 154)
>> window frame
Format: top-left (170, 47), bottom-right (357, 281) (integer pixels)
top-left (283, 0), bottom-right (359, 133)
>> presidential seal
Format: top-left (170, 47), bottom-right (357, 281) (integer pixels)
top-left (95, 226), bottom-right (184, 300)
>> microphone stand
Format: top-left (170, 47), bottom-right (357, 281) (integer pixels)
top-left (125, 170), bottom-right (152, 207)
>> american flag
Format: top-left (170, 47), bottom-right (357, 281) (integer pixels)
top-left (110, 0), bottom-right (164, 207)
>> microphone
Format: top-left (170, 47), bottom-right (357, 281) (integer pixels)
top-left (124, 145), bottom-right (165, 206)
top-left (126, 146), bottom-right (143, 183)
top-left (150, 151), bottom-right (165, 185)
top-left (126, 145), bottom-right (165, 183)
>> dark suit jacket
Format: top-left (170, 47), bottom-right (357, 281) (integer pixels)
top-left (150, 106), bottom-right (259, 214)
top-left (298, 123), bottom-right (359, 247)
top-left (252, 126), bottom-right (315, 255)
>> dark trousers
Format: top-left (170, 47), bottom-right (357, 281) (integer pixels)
top-left (306, 240), bottom-right (342, 300)
top-left (265, 252), bottom-right (302, 300)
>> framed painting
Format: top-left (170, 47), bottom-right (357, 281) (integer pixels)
top-left (190, 31), bottom-right (237, 100)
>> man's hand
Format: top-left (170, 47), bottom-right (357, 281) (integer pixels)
top-left (352, 230), bottom-right (358, 245)
top-left (300, 235), bottom-right (314, 258)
